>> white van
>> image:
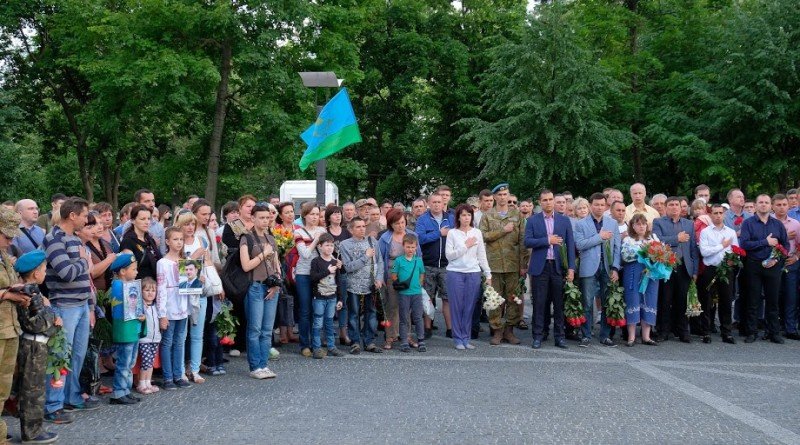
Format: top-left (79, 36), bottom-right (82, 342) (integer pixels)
top-left (279, 180), bottom-right (339, 213)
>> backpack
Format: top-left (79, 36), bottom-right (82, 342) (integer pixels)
top-left (221, 234), bottom-right (254, 305)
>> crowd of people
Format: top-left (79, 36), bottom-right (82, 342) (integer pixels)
top-left (0, 182), bottom-right (798, 443)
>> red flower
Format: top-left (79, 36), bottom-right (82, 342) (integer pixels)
top-left (732, 246), bottom-right (746, 257)
top-left (60, 368), bottom-right (68, 376)
top-left (734, 216), bottom-right (743, 226)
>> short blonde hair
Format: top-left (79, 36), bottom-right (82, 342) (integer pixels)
top-left (173, 211), bottom-right (198, 230)
top-left (572, 197), bottom-right (589, 213)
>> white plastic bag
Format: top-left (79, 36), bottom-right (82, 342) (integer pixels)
top-left (421, 288), bottom-right (435, 319)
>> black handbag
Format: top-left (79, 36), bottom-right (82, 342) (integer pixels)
top-left (392, 260), bottom-right (418, 291)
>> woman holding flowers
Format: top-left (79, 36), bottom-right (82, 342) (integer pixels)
top-left (621, 214), bottom-right (660, 346)
top-left (274, 202), bottom-right (299, 345)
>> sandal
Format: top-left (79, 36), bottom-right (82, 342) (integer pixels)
top-left (382, 340), bottom-right (393, 350)
top-left (642, 339), bottom-right (658, 346)
top-left (626, 340), bottom-right (635, 347)
top-left (350, 344), bottom-right (361, 355)
top-left (365, 344), bottom-right (384, 353)
top-left (408, 338), bottom-right (418, 348)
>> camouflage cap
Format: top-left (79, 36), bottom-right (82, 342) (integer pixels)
top-left (0, 208), bottom-right (21, 239)
top-left (466, 196), bottom-right (479, 208)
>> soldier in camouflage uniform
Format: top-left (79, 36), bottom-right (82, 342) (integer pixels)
top-left (14, 250), bottom-right (60, 444)
top-left (478, 184), bottom-right (530, 345)
top-left (0, 208), bottom-right (33, 442)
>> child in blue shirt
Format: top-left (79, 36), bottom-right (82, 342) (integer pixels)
top-left (109, 254), bottom-right (146, 405)
top-left (390, 234), bottom-right (426, 353)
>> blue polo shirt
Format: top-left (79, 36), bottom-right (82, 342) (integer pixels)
top-left (739, 215), bottom-right (789, 261)
top-left (391, 255), bottom-right (424, 296)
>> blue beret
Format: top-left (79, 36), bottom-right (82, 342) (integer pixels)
top-left (110, 253), bottom-right (136, 273)
top-left (14, 250), bottom-right (46, 274)
top-left (491, 183), bottom-right (509, 194)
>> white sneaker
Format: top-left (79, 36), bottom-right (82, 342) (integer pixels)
top-left (260, 367), bottom-right (277, 379)
top-left (230, 349), bottom-right (241, 357)
top-left (465, 343), bottom-right (476, 350)
top-left (249, 369), bottom-right (265, 379)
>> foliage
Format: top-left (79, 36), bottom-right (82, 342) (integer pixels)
top-left (1, 0), bottom-right (798, 208)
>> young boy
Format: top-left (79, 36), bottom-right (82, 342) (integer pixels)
top-left (391, 234), bottom-right (426, 353)
top-left (109, 253), bottom-right (146, 405)
top-left (13, 250), bottom-right (60, 444)
top-left (309, 233), bottom-right (344, 359)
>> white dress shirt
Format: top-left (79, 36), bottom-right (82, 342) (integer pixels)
top-left (699, 224), bottom-right (739, 267)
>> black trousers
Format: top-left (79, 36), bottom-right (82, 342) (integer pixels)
top-left (532, 261), bottom-right (564, 342)
top-left (743, 257), bottom-right (782, 337)
top-left (657, 263), bottom-right (691, 338)
top-left (697, 265), bottom-right (733, 336)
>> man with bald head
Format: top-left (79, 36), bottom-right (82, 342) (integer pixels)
top-left (12, 199), bottom-right (45, 255)
top-left (624, 183), bottom-right (660, 224)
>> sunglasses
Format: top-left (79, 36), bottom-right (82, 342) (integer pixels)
top-left (509, 201), bottom-right (518, 205)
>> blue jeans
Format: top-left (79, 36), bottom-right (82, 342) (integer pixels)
top-left (295, 275), bottom-right (313, 349)
top-left (160, 318), bottom-right (188, 382)
top-left (312, 298), bottom-right (337, 351)
top-left (112, 342), bottom-right (139, 398)
top-left (245, 282), bottom-right (279, 371)
top-left (187, 297), bottom-right (208, 373)
top-left (45, 302), bottom-right (89, 414)
top-left (580, 269), bottom-right (611, 341)
top-left (782, 262), bottom-right (800, 334)
top-left (348, 292), bottom-right (378, 346)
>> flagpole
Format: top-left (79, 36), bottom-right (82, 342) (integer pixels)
top-left (299, 71), bottom-right (343, 206)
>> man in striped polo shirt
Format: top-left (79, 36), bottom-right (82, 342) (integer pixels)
top-left (42, 197), bottom-right (99, 424)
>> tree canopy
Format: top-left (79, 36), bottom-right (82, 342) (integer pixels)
top-left (1, 0), bottom-right (797, 209)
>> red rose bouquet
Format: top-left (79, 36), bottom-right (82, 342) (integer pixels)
top-left (47, 328), bottom-right (71, 388)
top-left (563, 282), bottom-right (585, 328)
top-left (762, 244), bottom-right (789, 269)
top-left (708, 245), bottom-right (746, 290)
top-left (604, 282), bottom-right (626, 328)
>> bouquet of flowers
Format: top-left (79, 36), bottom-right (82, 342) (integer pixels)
top-left (637, 240), bottom-right (678, 293)
top-left (708, 245), bottom-right (746, 290)
top-left (686, 281), bottom-right (702, 317)
top-left (513, 276), bottom-right (526, 305)
top-left (604, 282), bottom-right (626, 327)
top-left (483, 285), bottom-right (505, 311)
top-left (46, 328), bottom-right (71, 388)
top-left (215, 300), bottom-right (239, 346)
top-left (564, 282), bottom-right (585, 327)
top-left (762, 244), bottom-right (788, 269)
top-left (271, 226), bottom-right (295, 258)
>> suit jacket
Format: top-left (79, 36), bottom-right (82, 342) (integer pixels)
top-left (652, 216), bottom-right (699, 276)
top-left (574, 215), bottom-right (621, 278)
top-left (524, 212), bottom-right (575, 276)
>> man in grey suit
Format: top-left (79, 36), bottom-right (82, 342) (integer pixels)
top-left (653, 196), bottom-right (699, 343)
top-left (574, 193), bottom-right (621, 347)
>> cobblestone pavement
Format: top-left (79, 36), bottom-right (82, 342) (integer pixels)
top-left (4, 322), bottom-right (800, 444)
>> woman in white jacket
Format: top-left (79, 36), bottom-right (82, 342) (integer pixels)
top-left (445, 204), bottom-right (492, 350)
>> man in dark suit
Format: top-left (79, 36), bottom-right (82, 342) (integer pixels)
top-left (653, 196), bottom-right (699, 343)
top-left (525, 189), bottom-right (576, 349)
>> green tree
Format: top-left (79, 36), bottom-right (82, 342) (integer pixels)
top-left (461, 2), bottom-right (631, 195)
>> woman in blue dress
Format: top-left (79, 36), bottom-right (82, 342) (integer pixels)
top-left (621, 214), bottom-right (659, 346)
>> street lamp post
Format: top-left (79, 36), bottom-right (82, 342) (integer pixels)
top-left (299, 71), bottom-right (343, 206)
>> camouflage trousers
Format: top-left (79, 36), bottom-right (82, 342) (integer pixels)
top-left (488, 272), bottom-right (522, 329)
top-left (0, 336), bottom-right (19, 440)
top-left (17, 338), bottom-right (47, 441)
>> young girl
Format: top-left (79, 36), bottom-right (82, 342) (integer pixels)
top-left (137, 277), bottom-right (161, 394)
top-left (157, 227), bottom-right (191, 390)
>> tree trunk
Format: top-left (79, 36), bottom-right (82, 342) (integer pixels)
top-left (205, 39), bottom-right (233, 208)
top-left (626, 0), bottom-right (643, 182)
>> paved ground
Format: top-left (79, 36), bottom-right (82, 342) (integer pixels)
top-left (5, 319), bottom-right (800, 444)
